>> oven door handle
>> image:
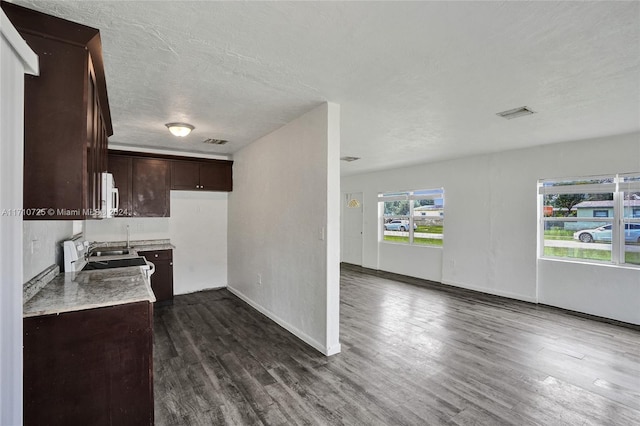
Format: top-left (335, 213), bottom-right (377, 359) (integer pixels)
top-left (145, 260), bottom-right (155, 279)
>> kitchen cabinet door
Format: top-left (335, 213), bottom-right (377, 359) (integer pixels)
top-left (108, 154), bottom-right (132, 217)
top-left (132, 158), bottom-right (170, 217)
top-left (23, 301), bottom-right (154, 426)
top-left (140, 249), bottom-right (174, 305)
top-left (171, 159), bottom-right (233, 191)
top-left (199, 161), bottom-right (232, 191)
top-left (171, 160), bottom-right (200, 190)
top-left (3, 2), bottom-right (112, 220)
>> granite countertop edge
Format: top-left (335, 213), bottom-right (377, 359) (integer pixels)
top-left (23, 293), bottom-right (156, 318)
top-left (23, 267), bottom-right (156, 318)
top-left (95, 239), bottom-right (175, 251)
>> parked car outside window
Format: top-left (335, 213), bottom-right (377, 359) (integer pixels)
top-left (573, 224), bottom-right (640, 243)
top-left (384, 219), bottom-right (417, 232)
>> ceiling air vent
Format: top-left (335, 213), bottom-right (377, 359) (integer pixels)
top-left (203, 138), bottom-right (228, 145)
top-left (496, 106), bottom-right (536, 120)
top-left (340, 156), bottom-right (360, 162)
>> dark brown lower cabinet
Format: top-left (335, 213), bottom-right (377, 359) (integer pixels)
top-left (23, 301), bottom-right (154, 426)
top-left (140, 249), bottom-right (174, 306)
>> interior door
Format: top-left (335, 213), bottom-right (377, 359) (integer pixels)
top-left (342, 192), bottom-right (363, 266)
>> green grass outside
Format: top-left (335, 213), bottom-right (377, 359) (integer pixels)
top-left (383, 235), bottom-right (443, 246)
top-left (415, 225), bottom-right (443, 233)
top-left (544, 246), bottom-right (640, 265)
top-left (543, 229), bottom-right (574, 241)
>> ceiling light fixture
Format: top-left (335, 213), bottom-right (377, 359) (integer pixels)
top-left (165, 122), bottom-right (194, 137)
top-left (340, 156), bottom-right (361, 162)
top-left (496, 106), bottom-right (536, 120)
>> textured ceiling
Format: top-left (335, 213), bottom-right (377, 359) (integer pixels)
top-left (11, 1), bottom-right (640, 175)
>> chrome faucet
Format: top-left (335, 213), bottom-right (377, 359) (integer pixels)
top-left (86, 242), bottom-right (98, 261)
top-left (126, 224), bottom-right (131, 249)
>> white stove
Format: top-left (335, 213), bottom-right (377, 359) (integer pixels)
top-left (62, 236), bottom-right (89, 273)
top-left (62, 236), bottom-right (155, 279)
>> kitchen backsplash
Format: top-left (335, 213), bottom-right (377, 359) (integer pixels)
top-left (23, 220), bottom-right (76, 282)
top-left (84, 217), bottom-right (171, 243)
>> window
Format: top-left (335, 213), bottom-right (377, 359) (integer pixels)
top-left (379, 188), bottom-right (444, 246)
top-left (539, 173), bottom-right (640, 266)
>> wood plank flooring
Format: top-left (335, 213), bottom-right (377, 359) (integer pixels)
top-left (154, 265), bottom-right (640, 425)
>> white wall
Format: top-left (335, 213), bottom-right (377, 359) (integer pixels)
top-left (228, 102), bottom-right (341, 356)
top-left (170, 191), bottom-right (228, 293)
top-left (538, 261), bottom-right (639, 324)
top-left (0, 10), bottom-right (38, 425)
top-left (342, 132), bottom-right (640, 324)
top-left (85, 191), bottom-right (228, 294)
top-left (23, 221), bottom-right (75, 281)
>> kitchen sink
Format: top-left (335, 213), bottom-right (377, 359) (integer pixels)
top-left (83, 257), bottom-right (147, 270)
top-left (91, 248), bottom-right (131, 257)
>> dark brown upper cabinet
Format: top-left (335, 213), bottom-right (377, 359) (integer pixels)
top-left (171, 160), bottom-right (232, 191)
top-left (2, 2), bottom-right (112, 220)
top-left (132, 158), bottom-right (170, 217)
top-left (109, 152), bottom-right (170, 218)
top-left (108, 150), bottom-right (233, 218)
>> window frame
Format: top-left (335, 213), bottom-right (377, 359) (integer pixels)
top-left (538, 173), bottom-right (640, 267)
top-left (378, 188), bottom-right (444, 247)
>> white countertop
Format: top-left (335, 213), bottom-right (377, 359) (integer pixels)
top-left (23, 266), bottom-right (156, 318)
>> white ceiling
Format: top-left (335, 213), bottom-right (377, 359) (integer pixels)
top-left (12, 1), bottom-right (640, 175)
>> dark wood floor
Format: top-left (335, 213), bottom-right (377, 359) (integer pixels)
top-left (153, 265), bottom-right (640, 425)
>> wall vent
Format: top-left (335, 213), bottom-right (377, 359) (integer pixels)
top-left (340, 156), bottom-right (360, 162)
top-left (496, 106), bottom-right (536, 120)
top-left (203, 138), bottom-right (228, 145)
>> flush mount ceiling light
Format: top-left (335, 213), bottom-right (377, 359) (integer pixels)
top-left (496, 106), bottom-right (536, 120)
top-left (340, 156), bottom-right (361, 162)
top-left (165, 122), bottom-right (194, 137)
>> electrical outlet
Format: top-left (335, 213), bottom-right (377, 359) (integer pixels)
top-left (257, 273), bottom-right (262, 285)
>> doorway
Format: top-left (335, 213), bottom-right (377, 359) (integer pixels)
top-left (342, 192), bottom-right (363, 266)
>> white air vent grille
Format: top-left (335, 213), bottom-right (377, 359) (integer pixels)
top-left (203, 138), bottom-right (228, 145)
top-left (496, 106), bottom-right (536, 120)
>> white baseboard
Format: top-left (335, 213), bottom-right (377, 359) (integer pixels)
top-left (325, 342), bottom-right (341, 356)
top-left (174, 283), bottom-right (226, 296)
top-left (441, 279), bottom-right (538, 304)
top-left (227, 286), bottom-right (333, 356)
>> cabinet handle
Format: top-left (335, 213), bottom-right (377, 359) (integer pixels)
top-left (154, 254), bottom-right (158, 258)
top-left (169, 262), bottom-right (173, 266)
